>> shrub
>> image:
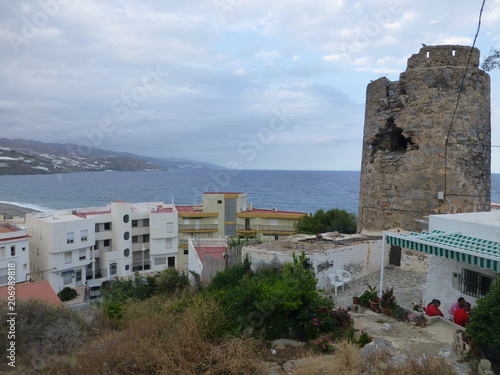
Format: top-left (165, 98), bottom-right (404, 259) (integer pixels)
top-left (0, 299), bottom-right (88, 369)
top-left (295, 208), bottom-right (357, 234)
top-left (358, 285), bottom-right (378, 306)
top-left (207, 252), bottom-right (335, 340)
top-left (466, 278), bottom-right (500, 361)
top-left (156, 267), bottom-right (190, 296)
top-left (57, 286), bottom-right (78, 301)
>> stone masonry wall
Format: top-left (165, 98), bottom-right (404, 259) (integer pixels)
top-left (357, 45), bottom-right (491, 233)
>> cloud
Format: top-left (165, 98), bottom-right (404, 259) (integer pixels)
top-left (0, 0), bottom-right (498, 171)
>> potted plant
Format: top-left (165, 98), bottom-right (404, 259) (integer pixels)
top-left (352, 295), bottom-right (360, 305)
top-left (358, 284), bottom-right (378, 309)
top-left (380, 287), bottom-right (397, 315)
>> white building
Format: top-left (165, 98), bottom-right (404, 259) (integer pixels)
top-left (0, 223), bottom-right (30, 285)
top-left (384, 211), bottom-right (500, 310)
top-left (26, 201), bottom-right (178, 293)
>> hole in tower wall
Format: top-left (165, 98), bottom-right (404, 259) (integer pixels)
top-left (426, 51), bottom-right (430, 58)
top-left (368, 119), bottom-right (418, 159)
top-left (452, 49), bottom-right (456, 57)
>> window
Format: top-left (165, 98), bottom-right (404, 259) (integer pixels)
top-left (95, 223), bottom-right (100, 233)
top-left (132, 220), bottom-right (138, 227)
top-left (110, 263), bottom-right (117, 276)
top-left (123, 214), bottom-right (129, 223)
top-left (461, 269), bottom-right (496, 298)
top-left (103, 239), bottom-right (110, 247)
top-left (79, 249), bottom-right (86, 261)
top-left (154, 257), bottom-right (166, 265)
top-left (22, 247), bottom-right (26, 252)
top-left (184, 249), bottom-right (188, 255)
top-left (167, 222), bottom-right (174, 233)
top-left (143, 219), bottom-right (149, 227)
top-left (217, 200), bottom-right (222, 204)
top-left (94, 241), bottom-right (100, 250)
top-left (270, 219), bottom-right (279, 226)
top-left (132, 235), bottom-right (138, 243)
top-left (125, 265), bottom-right (130, 271)
top-left (124, 231), bottom-right (130, 240)
top-left (183, 218), bottom-right (190, 224)
top-left (75, 270), bottom-right (82, 282)
top-left (168, 256), bottom-right (175, 268)
top-left (23, 263), bottom-right (27, 270)
top-left (65, 251), bottom-right (72, 264)
top-left (143, 234), bottom-right (150, 243)
top-left (0, 247), bottom-right (5, 259)
top-left (0, 268), bottom-right (7, 284)
top-left (124, 248), bottom-right (130, 257)
top-left (81, 230), bottom-right (88, 241)
top-left (67, 232), bottom-right (74, 244)
top-left (166, 238), bottom-right (172, 249)
top-left (104, 222), bottom-right (111, 231)
top-left (63, 272), bottom-right (72, 284)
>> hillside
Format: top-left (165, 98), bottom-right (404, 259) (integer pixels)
top-left (0, 138), bottom-right (220, 175)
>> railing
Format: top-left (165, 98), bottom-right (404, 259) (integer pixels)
top-left (236, 225), bottom-right (296, 233)
top-left (179, 239), bottom-right (189, 248)
top-left (179, 224), bottom-right (218, 232)
top-left (86, 268), bottom-right (108, 280)
top-left (132, 262), bottom-right (151, 272)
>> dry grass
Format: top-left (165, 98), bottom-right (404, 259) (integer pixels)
top-left (293, 341), bottom-right (456, 375)
top-left (15, 297), bottom-right (268, 375)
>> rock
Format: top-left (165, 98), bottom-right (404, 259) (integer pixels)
top-left (382, 323), bottom-right (393, 331)
top-left (271, 338), bottom-right (304, 350)
top-left (360, 337), bottom-right (397, 357)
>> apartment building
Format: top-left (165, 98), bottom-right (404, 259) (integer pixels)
top-left (26, 201), bottom-right (178, 293)
top-left (177, 192), bottom-right (306, 251)
top-left (0, 223), bottom-right (30, 286)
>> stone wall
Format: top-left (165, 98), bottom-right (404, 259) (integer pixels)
top-left (357, 45), bottom-right (491, 233)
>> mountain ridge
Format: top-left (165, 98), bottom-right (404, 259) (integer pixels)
top-left (0, 138), bottom-right (220, 175)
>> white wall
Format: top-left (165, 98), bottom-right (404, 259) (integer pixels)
top-left (243, 239), bottom-right (384, 290)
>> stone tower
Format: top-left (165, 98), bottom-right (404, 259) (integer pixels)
top-left (357, 45), bottom-right (491, 233)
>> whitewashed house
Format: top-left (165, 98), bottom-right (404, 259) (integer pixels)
top-left (26, 201), bottom-right (178, 293)
top-left (0, 223), bottom-right (30, 285)
top-left (384, 211), bottom-right (500, 309)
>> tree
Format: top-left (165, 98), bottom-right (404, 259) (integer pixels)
top-left (466, 278), bottom-right (500, 361)
top-left (294, 208), bottom-right (357, 234)
top-left (481, 46), bottom-right (500, 72)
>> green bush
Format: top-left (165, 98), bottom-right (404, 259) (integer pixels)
top-left (466, 278), bottom-right (500, 361)
top-left (207, 252), bottom-right (336, 341)
top-left (156, 267), bottom-right (190, 295)
top-left (295, 208), bottom-right (357, 234)
top-left (57, 286), bottom-right (78, 301)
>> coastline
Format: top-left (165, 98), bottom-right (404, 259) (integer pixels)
top-left (0, 202), bottom-right (40, 218)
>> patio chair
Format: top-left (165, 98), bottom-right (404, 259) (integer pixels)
top-left (328, 270), bottom-right (352, 296)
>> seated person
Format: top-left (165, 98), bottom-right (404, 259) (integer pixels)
top-left (448, 297), bottom-right (465, 318)
top-left (425, 299), bottom-right (444, 317)
top-left (454, 302), bottom-right (471, 327)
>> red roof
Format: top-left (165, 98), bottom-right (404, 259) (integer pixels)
top-left (0, 280), bottom-right (62, 306)
top-left (203, 192), bottom-right (244, 195)
top-left (247, 208), bottom-right (306, 215)
top-left (0, 235), bottom-right (30, 242)
top-left (195, 246), bottom-right (226, 261)
top-left (176, 206), bottom-right (197, 213)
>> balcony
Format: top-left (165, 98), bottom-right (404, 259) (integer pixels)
top-left (236, 224), bottom-right (296, 234)
top-left (179, 239), bottom-right (189, 248)
top-left (178, 224), bottom-right (218, 233)
top-left (132, 262), bottom-right (151, 272)
top-left (86, 268), bottom-right (108, 280)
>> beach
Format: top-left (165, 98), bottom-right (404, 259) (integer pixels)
top-left (0, 202), bottom-right (39, 218)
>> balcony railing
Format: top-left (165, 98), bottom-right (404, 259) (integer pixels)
top-left (86, 268), bottom-right (108, 280)
top-left (179, 224), bottom-right (218, 232)
top-left (132, 262), bottom-right (151, 272)
top-left (179, 239), bottom-right (189, 248)
top-left (236, 225), bottom-right (296, 233)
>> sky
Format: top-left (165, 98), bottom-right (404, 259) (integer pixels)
top-left (0, 1), bottom-right (499, 171)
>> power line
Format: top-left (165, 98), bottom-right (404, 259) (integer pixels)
top-left (443, 0), bottom-right (487, 195)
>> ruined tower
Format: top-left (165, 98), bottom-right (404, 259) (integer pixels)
top-left (357, 45), bottom-right (491, 233)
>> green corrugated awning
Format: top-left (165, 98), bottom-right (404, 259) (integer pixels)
top-left (385, 231), bottom-right (500, 272)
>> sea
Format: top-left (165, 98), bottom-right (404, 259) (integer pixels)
top-left (1, 170), bottom-right (500, 215)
